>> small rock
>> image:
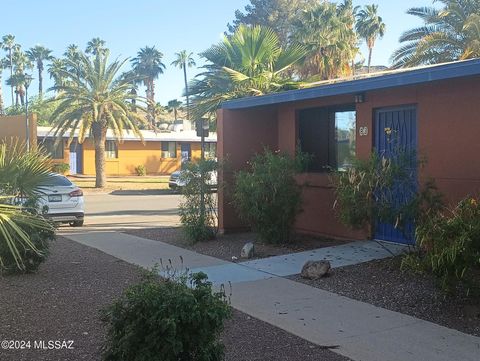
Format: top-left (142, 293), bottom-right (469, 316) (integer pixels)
top-left (301, 260), bottom-right (331, 279)
top-left (231, 256), bottom-right (238, 261)
top-left (241, 242), bottom-right (255, 259)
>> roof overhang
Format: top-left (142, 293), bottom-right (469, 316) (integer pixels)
top-left (221, 59), bottom-right (480, 110)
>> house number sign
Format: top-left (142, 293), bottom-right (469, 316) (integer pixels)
top-left (359, 126), bottom-right (368, 136)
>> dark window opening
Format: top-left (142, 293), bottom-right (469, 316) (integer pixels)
top-left (298, 105), bottom-right (356, 172)
top-left (39, 138), bottom-right (64, 159)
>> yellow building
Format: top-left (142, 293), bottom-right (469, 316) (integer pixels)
top-left (37, 126), bottom-right (217, 176)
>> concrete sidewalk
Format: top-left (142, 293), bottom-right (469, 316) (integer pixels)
top-left (63, 231), bottom-right (480, 361)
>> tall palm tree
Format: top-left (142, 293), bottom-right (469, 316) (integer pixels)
top-left (167, 99), bottom-right (183, 121)
top-left (26, 45), bottom-right (53, 98)
top-left (9, 49), bottom-right (33, 106)
top-left (49, 52), bottom-right (147, 188)
top-left (48, 58), bottom-right (67, 89)
top-left (355, 4), bottom-right (385, 73)
top-left (189, 25), bottom-right (307, 119)
top-left (391, 0), bottom-right (480, 68)
top-left (171, 50), bottom-right (196, 119)
top-left (292, 1), bottom-right (358, 79)
top-left (131, 46), bottom-right (166, 122)
top-left (86, 37), bottom-right (108, 57)
top-left (2, 34), bottom-right (18, 105)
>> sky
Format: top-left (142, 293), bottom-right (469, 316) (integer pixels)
top-left (0, 0), bottom-right (427, 108)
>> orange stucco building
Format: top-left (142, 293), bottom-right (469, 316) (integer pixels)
top-left (36, 126), bottom-right (217, 176)
top-left (0, 117), bottom-right (216, 176)
top-left (218, 59), bottom-right (480, 244)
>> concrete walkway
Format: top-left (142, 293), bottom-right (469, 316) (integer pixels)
top-left (63, 231), bottom-right (480, 361)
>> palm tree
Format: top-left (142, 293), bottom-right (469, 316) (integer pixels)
top-left (0, 141), bottom-right (55, 273)
top-left (131, 46), bottom-right (166, 122)
top-left (189, 25), bottom-right (307, 119)
top-left (26, 45), bottom-right (53, 98)
top-left (171, 51), bottom-right (196, 119)
top-left (391, 0), bottom-right (480, 68)
top-left (9, 49), bottom-right (33, 106)
top-left (2, 34), bottom-right (18, 105)
top-left (167, 99), bottom-right (183, 121)
top-left (292, 1), bottom-right (358, 79)
top-left (86, 37), bottom-right (108, 57)
top-left (48, 58), bottom-right (67, 88)
top-left (355, 4), bottom-right (385, 73)
top-left (49, 51), bottom-right (147, 188)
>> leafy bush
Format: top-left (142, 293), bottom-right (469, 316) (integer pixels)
top-left (101, 271), bottom-right (231, 361)
top-left (135, 164), bottom-right (147, 176)
top-left (0, 203), bottom-right (55, 274)
top-left (233, 149), bottom-right (307, 244)
top-left (0, 141), bottom-right (56, 274)
top-left (403, 197), bottom-right (480, 294)
top-left (179, 159), bottom-right (218, 243)
top-left (51, 162), bottom-right (70, 175)
top-left (331, 151), bottom-right (418, 235)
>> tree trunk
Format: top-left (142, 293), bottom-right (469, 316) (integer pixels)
top-left (0, 72), bottom-right (4, 114)
top-left (183, 65), bottom-right (189, 120)
top-left (19, 87), bottom-right (25, 106)
top-left (93, 123), bottom-right (107, 188)
top-left (367, 47), bottom-right (373, 73)
top-left (38, 61), bottom-right (43, 99)
top-left (9, 50), bottom-right (14, 106)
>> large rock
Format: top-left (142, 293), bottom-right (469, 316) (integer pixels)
top-left (301, 260), bottom-right (331, 279)
top-left (241, 242), bottom-right (255, 259)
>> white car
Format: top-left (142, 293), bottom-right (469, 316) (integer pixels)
top-left (37, 174), bottom-right (85, 227)
top-left (169, 170), bottom-right (217, 191)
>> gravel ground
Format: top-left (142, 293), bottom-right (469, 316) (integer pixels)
top-left (0, 237), bottom-right (349, 361)
top-left (290, 257), bottom-right (480, 337)
top-left (127, 227), bottom-right (349, 261)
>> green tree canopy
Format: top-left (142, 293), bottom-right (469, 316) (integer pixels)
top-left (49, 51), bottom-right (147, 188)
top-left (391, 0), bottom-right (480, 68)
top-left (189, 25), bottom-right (307, 119)
top-left (356, 4), bottom-right (386, 73)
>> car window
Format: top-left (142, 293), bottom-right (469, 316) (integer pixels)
top-left (41, 175), bottom-right (73, 187)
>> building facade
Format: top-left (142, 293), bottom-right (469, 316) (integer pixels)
top-left (217, 59), bottom-right (480, 244)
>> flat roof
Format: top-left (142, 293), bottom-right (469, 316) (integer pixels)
top-left (222, 59), bottom-right (480, 110)
top-left (37, 126), bottom-right (217, 143)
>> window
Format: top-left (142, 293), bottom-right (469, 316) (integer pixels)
top-left (204, 142), bottom-right (217, 159)
top-left (298, 106), bottom-right (356, 172)
top-left (161, 142), bottom-right (176, 158)
top-left (40, 139), bottom-right (64, 159)
top-left (106, 140), bottom-right (118, 159)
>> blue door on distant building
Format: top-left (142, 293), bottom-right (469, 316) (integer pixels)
top-left (374, 106), bottom-right (417, 245)
top-left (69, 141), bottom-right (83, 175)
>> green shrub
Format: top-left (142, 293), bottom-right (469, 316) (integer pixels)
top-left (135, 164), bottom-right (147, 176)
top-left (101, 271), bottom-right (231, 361)
top-left (331, 151), bottom-right (418, 235)
top-left (403, 197), bottom-right (480, 294)
top-left (0, 205), bottom-right (55, 274)
top-left (233, 149), bottom-right (307, 244)
top-left (0, 141), bottom-right (56, 274)
top-left (179, 159), bottom-right (218, 243)
top-left (51, 162), bottom-right (70, 175)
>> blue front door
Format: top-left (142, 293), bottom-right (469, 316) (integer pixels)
top-left (374, 106), bottom-right (417, 244)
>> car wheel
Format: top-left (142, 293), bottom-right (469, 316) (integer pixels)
top-left (70, 220), bottom-right (84, 227)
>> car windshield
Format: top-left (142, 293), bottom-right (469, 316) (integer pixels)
top-left (41, 175), bottom-right (73, 187)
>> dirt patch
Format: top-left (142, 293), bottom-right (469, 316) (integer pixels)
top-left (290, 257), bottom-right (480, 337)
top-left (126, 227), bottom-right (350, 262)
top-left (0, 237), bottom-right (349, 361)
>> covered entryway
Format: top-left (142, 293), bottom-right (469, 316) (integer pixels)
top-left (374, 106), bottom-right (417, 244)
